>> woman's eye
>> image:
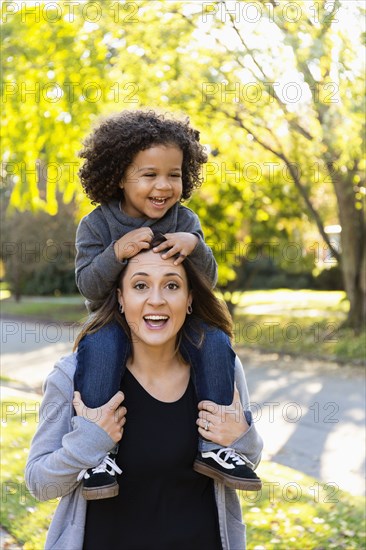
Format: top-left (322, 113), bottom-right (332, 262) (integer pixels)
top-left (134, 283), bottom-right (147, 290)
top-left (167, 282), bottom-right (179, 290)
top-left (144, 173), bottom-right (155, 177)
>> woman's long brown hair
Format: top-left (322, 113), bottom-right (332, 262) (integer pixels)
top-left (74, 234), bottom-right (232, 351)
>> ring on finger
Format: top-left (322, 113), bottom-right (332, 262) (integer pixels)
top-left (204, 420), bottom-right (210, 431)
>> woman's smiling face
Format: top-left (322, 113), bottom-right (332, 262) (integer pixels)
top-left (117, 249), bottom-right (192, 350)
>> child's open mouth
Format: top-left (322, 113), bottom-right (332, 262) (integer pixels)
top-left (149, 197), bottom-right (168, 207)
top-left (143, 315), bottom-right (169, 328)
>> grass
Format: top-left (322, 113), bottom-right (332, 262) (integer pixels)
top-left (1, 290), bottom-right (364, 362)
top-left (229, 290), bottom-right (365, 363)
top-left (243, 462), bottom-right (365, 549)
top-left (1, 395), bottom-right (57, 549)
top-left (226, 289), bottom-right (347, 311)
top-left (233, 314), bottom-right (365, 362)
top-left (0, 295), bottom-right (86, 323)
top-left (1, 394), bottom-right (365, 549)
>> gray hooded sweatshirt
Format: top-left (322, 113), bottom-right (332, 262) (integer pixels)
top-left (75, 201), bottom-right (218, 310)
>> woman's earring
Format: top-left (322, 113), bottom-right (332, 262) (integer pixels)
top-left (118, 303), bottom-right (124, 314)
top-left (187, 305), bottom-right (193, 315)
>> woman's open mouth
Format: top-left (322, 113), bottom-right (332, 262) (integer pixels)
top-left (143, 315), bottom-right (169, 328)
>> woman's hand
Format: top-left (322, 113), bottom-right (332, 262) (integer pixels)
top-left (73, 391), bottom-right (127, 443)
top-left (196, 386), bottom-right (249, 447)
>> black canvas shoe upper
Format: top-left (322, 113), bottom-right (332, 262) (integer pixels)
top-left (77, 454), bottom-right (122, 489)
top-left (197, 447), bottom-right (260, 481)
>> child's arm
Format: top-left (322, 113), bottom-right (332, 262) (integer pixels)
top-left (156, 205), bottom-right (218, 287)
top-left (75, 217), bottom-right (152, 305)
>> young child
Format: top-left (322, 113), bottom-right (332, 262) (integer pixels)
top-left (74, 110), bottom-right (261, 499)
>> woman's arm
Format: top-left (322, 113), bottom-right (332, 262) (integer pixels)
top-left (25, 360), bottom-right (117, 502)
top-left (197, 355), bottom-right (263, 468)
top-left (230, 355), bottom-right (263, 468)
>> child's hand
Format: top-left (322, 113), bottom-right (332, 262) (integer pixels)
top-left (73, 390), bottom-right (127, 443)
top-left (152, 232), bottom-right (199, 264)
top-left (196, 386), bottom-right (249, 446)
top-left (113, 228), bottom-right (153, 261)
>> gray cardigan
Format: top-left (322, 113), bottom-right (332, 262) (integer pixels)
top-left (75, 201), bottom-right (218, 309)
top-left (25, 354), bottom-right (263, 550)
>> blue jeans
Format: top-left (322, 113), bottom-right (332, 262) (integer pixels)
top-left (75, 319), bottom-right (236, 452)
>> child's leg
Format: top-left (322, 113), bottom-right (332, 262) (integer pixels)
top-left (180, 320), bottom-right (262, 491)
top-left (75, 321), bottom-right (130, 408)
top-left (74, 321), bottom-right (130, 500)
top-left (179, 320), bottom-right (235, 453)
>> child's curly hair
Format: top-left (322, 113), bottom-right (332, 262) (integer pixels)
top-left (78, 110), bottom-right (208, 204)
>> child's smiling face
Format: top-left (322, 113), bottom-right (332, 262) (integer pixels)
top-left (120, 145), bottom-right (183, 219)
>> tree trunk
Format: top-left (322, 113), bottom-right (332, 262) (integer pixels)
top-left (330, 168), bottom-right (366, 329)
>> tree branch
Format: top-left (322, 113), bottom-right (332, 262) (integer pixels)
top-left (221, 1), bottom-right (314, 141)
top-left (227, 110), bottom-right (341, 261)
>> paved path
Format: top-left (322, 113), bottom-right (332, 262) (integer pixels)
top-left (237, 348), bottom-right (365, 497)
top-left (1, 318), bottom-right (365, 499)
top-left (0, 527), bottom-right (22, 550)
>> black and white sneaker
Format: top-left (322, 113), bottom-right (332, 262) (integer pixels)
top-left (193, 448), bottom-right (262, 491)
top-left (77, 453), bottom-right (122, 500)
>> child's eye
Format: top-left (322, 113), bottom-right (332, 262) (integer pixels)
top-left (171, 174), bottom-right (182, 178)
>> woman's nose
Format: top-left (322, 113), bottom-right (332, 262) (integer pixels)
top-left (147, 287), bottom-right (166, 305)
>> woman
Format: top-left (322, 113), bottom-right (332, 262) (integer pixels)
top-left (25, 237), bottom-right (263, 550)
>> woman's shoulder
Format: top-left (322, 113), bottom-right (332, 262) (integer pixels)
top-left (42, 353), bottom-right (77, 396)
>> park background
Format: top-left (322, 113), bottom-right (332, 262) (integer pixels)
top-left (1, 1), bottom-right (365, 548)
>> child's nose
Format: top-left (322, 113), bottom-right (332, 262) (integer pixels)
top-left (154, 177), bottom-right (172, 190)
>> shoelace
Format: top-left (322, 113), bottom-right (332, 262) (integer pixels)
top-left (77, 455), bottom-right (122, 482)
top-left (217, 447), bottom-right (255, 469)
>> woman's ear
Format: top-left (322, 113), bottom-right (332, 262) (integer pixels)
top-left (187, 292), bottom-right (193, 314)
top-left (117, 288), bottom-right (124, 314)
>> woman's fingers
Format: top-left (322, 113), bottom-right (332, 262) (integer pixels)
top-left (196, 417), bottom-right (214, 430)
top-left (197, 409), bottom-right (215, 422)
top-left (73, 391), bottom-right (85, 415)
top-left (197, 399), bottom-right (218, 412)
top-left (105, 390), bottom-right (125, 410)
top-left (72, 391), bottom-right (127, 442)
top-left (115, 406), bottom-right (127, 424)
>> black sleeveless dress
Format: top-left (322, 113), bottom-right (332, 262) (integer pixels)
top-left (83, 368), bottom-right (222, 550)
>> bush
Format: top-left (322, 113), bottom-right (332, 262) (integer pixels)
top-left (313, 265), bottom-right (344, 291)
top-left (22, 263), bottom-right (77, 295)
top-left (2, 199), bottom-right (78, 298)
top-left (233, 257), bottom-right (315, 291)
